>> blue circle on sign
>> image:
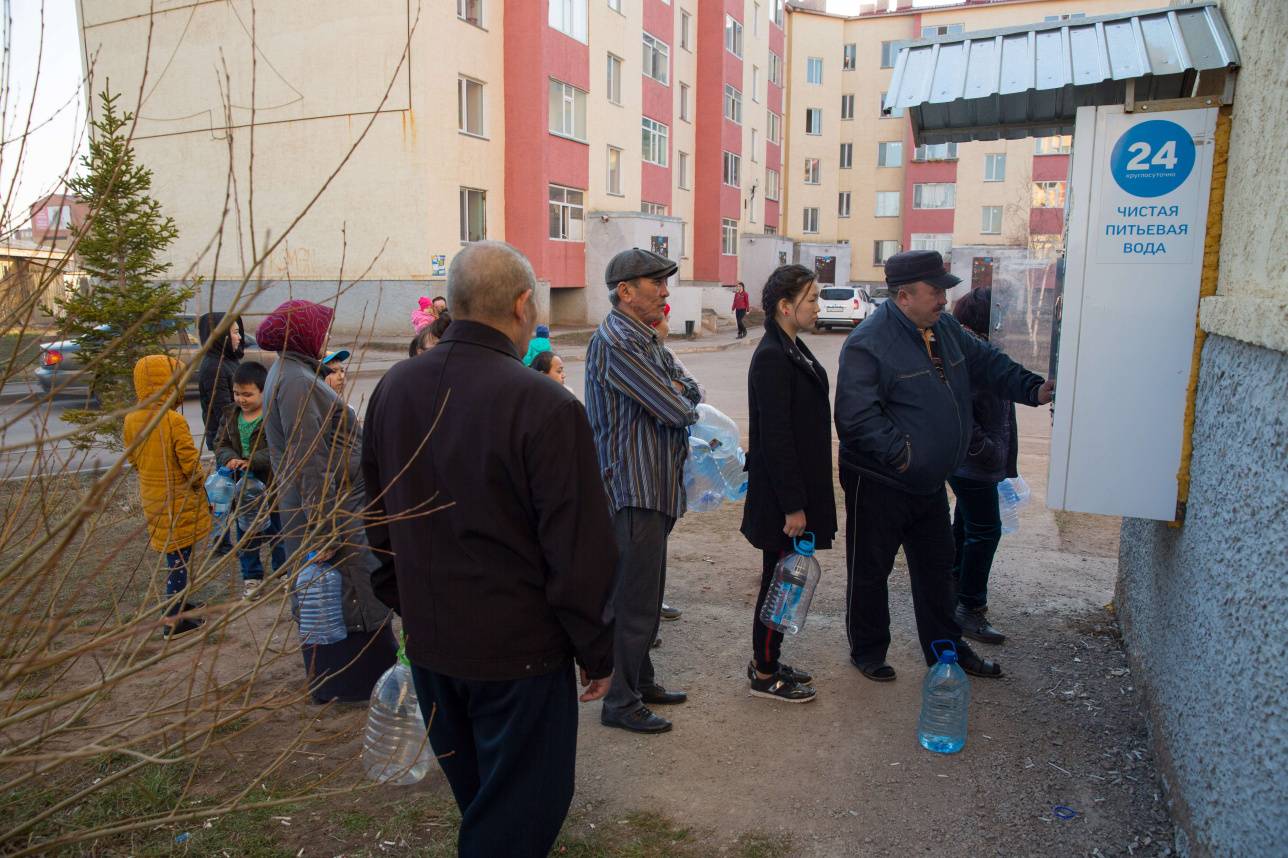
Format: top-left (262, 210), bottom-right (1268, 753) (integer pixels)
top-left (1110, 120), bottom-right (1196, 198)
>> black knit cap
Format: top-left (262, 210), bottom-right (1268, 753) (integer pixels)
top-left (884, 250), bottom-right (961, 290)
top-left (605, 247), bottom-right (678, 288)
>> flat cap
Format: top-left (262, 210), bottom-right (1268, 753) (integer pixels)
top-left (605, 247), bottom-right (678, 288)
top-left (884, 249), bottom-right (961, 290)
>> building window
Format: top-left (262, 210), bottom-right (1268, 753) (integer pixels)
top-left (913, 183), bottom-right (956, 209)
top-left (765, 225), bottom-right (777, 235)
top-left (751, 128), bottom-right (759, 162)
top-left (725, 15), bottom-right (743, 58)
top-left (1035, 134), bottom-right (1073, 155)
top-left (607, 146), bottom-right (623, 196)
top-left (724, 84), bottom-right (743, 124)
top-left (459, 187), bottom-right (486, 242)
top-left (880, 41), bottom-right (898, 68)
top-left (1045, 12), bottom-right (1086, 21)
top-left (806, 57), bottom-right (823, 85)
top-left (679, 83), bottom-right (690, 121)
top-left (458, 77), bottom-right (485, 136)
top-left (838, 192), bottom-right (851, 218)
top-left (723, 151), bottom-right (741, 187)
top-left (875, 191), bottom-right (900, 217)
top-left (981, 206), bottom-right (1003, 234)
top-left (805, 108), bottom-right (822, 135)
top-left (457, 0), bottom-right (483, 26)
top-left (769, 52), bottom-right (782, 86)
top-left (1033, 181), bottom-right (1067, 208)
top-left (642, 201), bottom-right (667, 216)
top-left (772, 0), bottom-right (784, 27)
top-left (548, 79), bottom-right (588, 141)
top-left (642, 32), bottom-right (670, 85)
top-left (910, 232), bottom-right (952, 256)
top-left (767, 110), bottom-right (781, 144)
top-left (839, 142), bottom-right (853, 169)
top-left (607, 54), bottom-right (623, 105)
top-left (841, 94), bottom-right (854, 120)
top-left (922, 23), bottom-right (964, 37)
top-left (803, 207), bottom-right (819, 234)
top-left (752, 66), bottom-right (760, 103)
top-left (680, 10), bottom-right (691, 49)
top-left (873, 239), bottom-right (900, 265)
top-left (843, 43), bottom-right (857, 70)
top-left (549, 0), bottom-right (587, 42)
top-left (878, 141), bottom-right (902, 167)
top-left (641, 117), bottom-right (669, 166)
top-left (722, 218), bottom-right (738, 254)
top-left (548, 184), bottom-right (585, 241)
top-left (914, 142), bottom-right (958, 161)
top-left (766, 168), bottom-right (780, 201)
top-left (881, 91), bottom-right (904, 118)
top-left (984, 153), bottom-right (1006, 182)
top-left (678, 151), bottom-right (690, 189)
top-left (804, 158), bottom-right (821, 184)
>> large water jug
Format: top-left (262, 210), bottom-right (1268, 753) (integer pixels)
top-left (690, 404), bottom-right (740, 458)
top-left (759, 534), bottom-right (822, 635)
top-left (997, 479), bottom-right (1022, 535)
top-left (716, 448), bottom-right (748, 501)
top-left (918, 640), bottom-right (970, 754)
top-left (684, 440), bottom-right (726, 513)
top-left (205, 466), bottom-right (236, 516)
top-left (295, 553), bottom-right (347, 645)
top-left (363, 638), bottom-right (431, 785)
top-left (234, 474), bottom-right (267, 534)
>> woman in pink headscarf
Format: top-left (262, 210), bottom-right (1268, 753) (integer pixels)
top-left (256, 299), bottom-right (395, 704)
top-left (410, 296), bottom-right (435, 333)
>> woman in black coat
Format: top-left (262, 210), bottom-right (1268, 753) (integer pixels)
top-left (740, 264), bottom-right (837, 703)
top-left (197, 311), bottom-right (245, 453)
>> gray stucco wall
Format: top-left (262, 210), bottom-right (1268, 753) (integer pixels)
top-left (1117, 334), bottom-right (1288, 856)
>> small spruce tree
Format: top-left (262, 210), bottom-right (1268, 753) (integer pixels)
top-left (55, 84), bottom-right (192, 442)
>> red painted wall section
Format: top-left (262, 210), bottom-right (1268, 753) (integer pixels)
top-left (642, 163), bottom-right (671, 208)
top-left (504, 0), bottom-right (549, 285)
top-left (641, 1), bottom-right (674, 210)
top-left (1033, 153), bottom-right (1070, 182)
top-left (1030, 208), bottom-right (1064, 236)
top-left (902, 102), bottom-right (957, 250)
top-left (692, 1), bottom-right (727, 282)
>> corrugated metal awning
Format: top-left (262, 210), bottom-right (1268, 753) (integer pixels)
top-left (883, 2), bottom-right (1239, 145)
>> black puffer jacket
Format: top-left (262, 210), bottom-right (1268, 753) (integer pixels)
top-left (197, 312), bottom-right (245, 452)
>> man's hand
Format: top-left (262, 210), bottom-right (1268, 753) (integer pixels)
top-left (671, 379), bottom-right (686, 395)
top-left (783, 510), bottom-right (807, 538)
top-left (226, 458), bottom-right (249, 471)
top-left (1036, 379), bottom-right (1056, 405)
top-left (579, 667), bottom-right (612, 702)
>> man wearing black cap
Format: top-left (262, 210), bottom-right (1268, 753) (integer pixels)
top-left (585, 247), bottom-right (699, 734)
top-left (834, 250), bottom-right (1054, 682)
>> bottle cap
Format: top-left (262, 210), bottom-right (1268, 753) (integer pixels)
top-left (931, 639), bottom-right (958, 664)
top-left (793, 531), bottom-right (816, 557)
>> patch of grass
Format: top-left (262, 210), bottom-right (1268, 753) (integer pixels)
top-left (555, 810), bottom-right (700, 857)
top-left (737, 830), bottom-right (793, 858)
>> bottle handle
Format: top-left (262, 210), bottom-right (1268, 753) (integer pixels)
top-left (792, 531), bottom-right (816, 554)
top-left (930, 639), bottom-right (957, 662)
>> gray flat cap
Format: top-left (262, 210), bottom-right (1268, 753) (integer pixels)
top-left (605, 247), bottom-right (678, 288)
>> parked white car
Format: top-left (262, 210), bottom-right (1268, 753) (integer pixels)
top-left (815, 285), bottom-right (874, 331)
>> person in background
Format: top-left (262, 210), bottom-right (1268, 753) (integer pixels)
top-left (523, 324), bottom-right (552, 367)
top-left (215, 360), bottom-right (285, 600)
top-left (947, 287), bottom-right (1013, 645)
top-left (732, 281), bottom-right (751, 339)
top-left (586, 248), bottom-right (698, 734)
top-left (408, 314), bottom-right (451, 358)
top-left (321, 349), bottom-right (351, 397)
top-left (256, 300), bottom-right (396, 704)
top-left (432, 296), bottom-right (448, 317)
top-left (530, 350), bottom-right (566, 385)
top-left (362, 241), bottom-right (617, 858)
top-left (197, 312), bottom-right (245, 452)
top-left (740, 265), bottom-right (835, 703)
top-left (123, 354), bottom-right (211, 638)
top-left (411, 297), bottom-right (435, 333)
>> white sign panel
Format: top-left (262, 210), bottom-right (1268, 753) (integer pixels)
top-left (1048, 106), bottom-right (1217, 521)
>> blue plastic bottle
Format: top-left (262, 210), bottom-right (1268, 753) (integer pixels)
top-left (205, 466), bottom-right (237, 546)
top-left (918, 640), bottom-right (970, 754)
top-left (295, 552), bottom-right (347, 645)
top-left (234, 474), bottom-right (266, 534)
top-left (759, 533), bottom-right (822, 635)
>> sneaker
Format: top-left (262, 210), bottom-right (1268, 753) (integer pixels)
top-left (601, 706), bottom-right (673, 734)
top-left (746, 661), bottom-right (813, 686)
top-left (660, 602), bottom-right (682, 621)
top-left (242, 580), bottom-right (263, 601)
top-left (748, 670), bottom-right (817, 704)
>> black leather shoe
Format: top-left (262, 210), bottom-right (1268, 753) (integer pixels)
top-left (601, 706), bottom-right (672, 734)
top-left (957, 643), bottom-right (1004, 678)
top-left (955, 605), bottom-right (1007, 645)
top-left (660, 602), bottom-right (682, 621)
top-left (640, 684), bottom-right (687, 705)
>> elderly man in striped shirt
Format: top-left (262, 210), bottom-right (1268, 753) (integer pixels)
top-left (586, 247), bottom-right (701, 735)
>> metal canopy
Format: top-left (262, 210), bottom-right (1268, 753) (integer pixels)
top-left (883, 2), bottom-right (1240, 145)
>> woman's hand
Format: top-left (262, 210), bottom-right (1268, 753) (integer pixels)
top-left (783, 510), bottom-right (807, 538)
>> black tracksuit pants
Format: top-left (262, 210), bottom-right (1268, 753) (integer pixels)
top-left (751, 549), bottom-right (787, 674)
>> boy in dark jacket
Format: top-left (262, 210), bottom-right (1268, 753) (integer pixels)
top-left (214, 361), bottom-right (285, 599)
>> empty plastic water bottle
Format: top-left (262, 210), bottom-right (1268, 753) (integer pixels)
top-left (1010, 475), bottom-right (1032, 507)
top-left (997, 479), bottom-right (1022, 535)
top-left (690, 404), bottom-right (740, 458)
top-left (684, 440), bottom-right (726, 513)
top-left (716, 448), bottom-right (748, 501)
top-left (234, 474), bottom-right (266, 534)
top-left (295, 553), bottom-right (347, 645)
top-left (918, 640), bottom-right (970, 754)
top-left (205, 466), bottom-right (236, 515)
top-left (759, 533), bottom-right (822, 635)
top-left (363, 637), bottom-right (431, 785)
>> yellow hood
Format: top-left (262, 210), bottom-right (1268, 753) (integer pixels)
top-left (132, 354), bottom-right (181, 403)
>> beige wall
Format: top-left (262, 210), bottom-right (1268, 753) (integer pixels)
top-left (783, 10), bottom-right (844, 242)
top-left (589, 0), bottom-right (643, 216)
top-left (737, 0), bottom-right (774, 240)
top-left (672, 4), bottom-right (698, 280)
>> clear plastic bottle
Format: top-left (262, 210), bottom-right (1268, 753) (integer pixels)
top-left (684, 440), bottom-right (726, 513)
top-left (759, 533), bottom-right (822, 635)
top-left (294, 553), bottom-right (347, 645)
top-left (234, 474), bottom-right (266, 534)
top-left (716, 448), bottom-right (748, 501)
top-left (205, 466), bottom-right (237, 547)
top-left (918, 640), bottom-right (970, 754)
top-left (997, 479), bottom-right (1021, 535)
top-left (1010, 475), bottom-right (1032, 507)
top-left (363, 638), bottom-right (431, 785)
top-left (690, 403), bottom-right (740, 458)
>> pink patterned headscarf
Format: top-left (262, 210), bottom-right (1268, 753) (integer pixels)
top-left (255, 300), bottom-right (334, 357)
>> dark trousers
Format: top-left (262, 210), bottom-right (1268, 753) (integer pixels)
top-left (604, 507), bottom-right (673, 716)
top-left (302, 622), bottom-right (397, 704)
top-left (409, 663), bottom-right (577, 858)
top-left (752, 549), bottom-right (786, 674)
top-left (948, 475), bottom-right (1003, 610)
top-left (163, 546), bottom-right (192, 614)
top-left (735, 309), bottom-right (748, 337)
top-left (842, 470), bottom-right (961, 666)
top-left (237, 511), bottom-right (286, 581)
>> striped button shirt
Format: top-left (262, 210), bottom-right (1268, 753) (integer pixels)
top-left (585, 309), bottom-right (701, 519)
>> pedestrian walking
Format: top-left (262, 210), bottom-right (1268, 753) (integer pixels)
top-left (255, 299), bottom-right (396, 704)
top-left (362, 241), bottom-right (617, 858)
top-left (740, 265), bottom-right (836, 703)
top-left (197, 311), bottom-right (245, 452)
top-left (732, 281), bottom-right (750, 339)
top-left (947, 287), bottom-right (1014, 644)
top-left (834, 251), bottom-right (1053, 682)
top-left (585, 247), bottom-right (699, 734)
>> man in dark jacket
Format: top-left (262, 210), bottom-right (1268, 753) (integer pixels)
top-left (834, 251), bottom-right (1053, 682)
top-left (361, 241), bottom-right (617, 858)
top-left (197, 312), bottom-right (245, 452)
